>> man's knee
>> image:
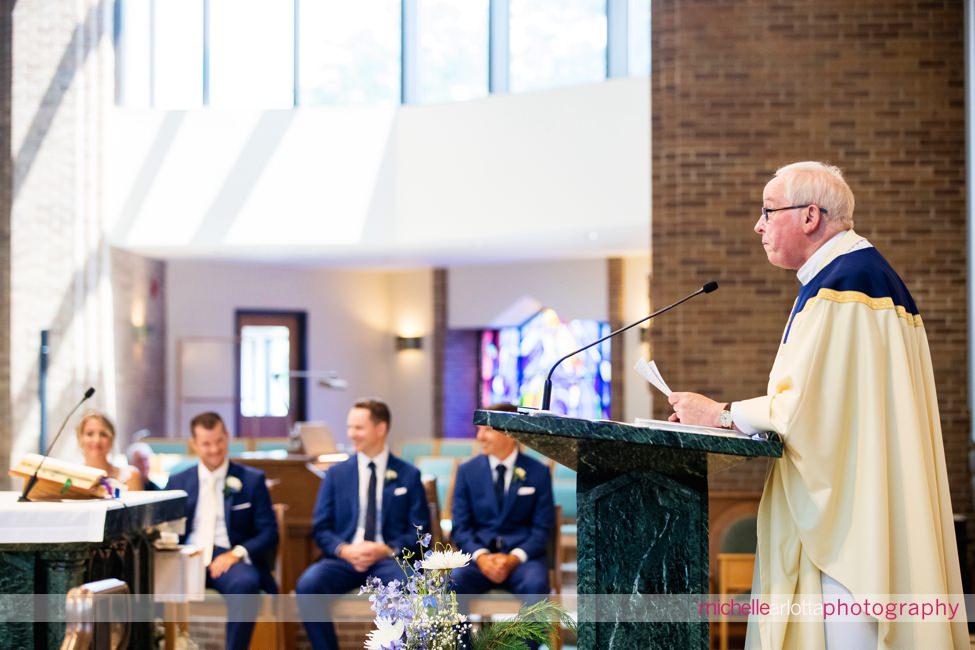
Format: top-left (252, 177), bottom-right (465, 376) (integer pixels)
top-left (220, 568), bottom-right (261, 595)
top-left (511, 562), bottom-right (549, 595)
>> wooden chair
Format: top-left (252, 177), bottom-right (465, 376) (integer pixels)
top-left (422, 476), bottom-right (445, 546)
top-left (713, 514), bottom-right (757, 650)
top-left (414, 456), bottom-right (460, 519)
top-left (717, 553), bottom-right (755, 650)
top-left (248, 503), bottom-right (289, 650)
top-left (61, 578), bottom-right (131, 650)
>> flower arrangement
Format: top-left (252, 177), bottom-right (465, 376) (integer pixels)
top-left (224, 475), bottom-right (243, 495)
top-left (360, 529), bottom-right (574, 650)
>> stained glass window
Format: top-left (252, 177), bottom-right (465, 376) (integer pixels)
top-left (480, 308), bottom-right (610, 419)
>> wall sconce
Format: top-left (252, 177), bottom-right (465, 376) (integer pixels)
top-left (132, 324), bottom-right (154, 345)
top-left (395, 335), bottom-right (423, 351)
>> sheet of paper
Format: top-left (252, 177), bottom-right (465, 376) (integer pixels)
top-left (634, 358), bottom-right (673, 397)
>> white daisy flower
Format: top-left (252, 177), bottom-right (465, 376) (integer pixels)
top-left (364, 617), bottom-right (404, 650)
top-left (419, 550), bottom-right (472, 571)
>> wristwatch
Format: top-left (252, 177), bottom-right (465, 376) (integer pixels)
top-left (718, 404), bottom-right (734, 429)
top-left (230, 545), bottom-right (247, 560)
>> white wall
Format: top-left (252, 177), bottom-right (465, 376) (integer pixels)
top-left (447, 258), bottom-right (608, 328)
top-left (165, 261), bottom-right (435, 445)
top-left (106, 79), bottom-right (649, 265)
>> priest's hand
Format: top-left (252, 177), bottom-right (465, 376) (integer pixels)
top-left (668, 392), bottom-right (724, 427)
top-left (208, 550), bottom-right (240, 579)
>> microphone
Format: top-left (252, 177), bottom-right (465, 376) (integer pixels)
top-left (19, 386), bottom-right (96, 502)
top-left (540, 281), bottom-right (719, 412)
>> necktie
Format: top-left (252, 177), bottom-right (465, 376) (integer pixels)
top-left (495, 464), bottom-right (507, 510)
top-left (364, 461), bottom-right (378, 542)
top-left (197, 473), bottom-right (218, 566)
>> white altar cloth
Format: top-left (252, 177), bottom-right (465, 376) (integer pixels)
top-left (0, 490), bottom-right (188, 543)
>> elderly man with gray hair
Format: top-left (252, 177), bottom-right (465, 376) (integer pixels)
top-left (126, 440), bottom-right (161, 490)
top-left (669, 162), bottom-right (965, 649)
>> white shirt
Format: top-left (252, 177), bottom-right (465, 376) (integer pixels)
top-left (188, 459), bottom-right (231, 551)
top-left (352, 447), bottom-right (390, 544)
top-left (732, 230), bottom-right (873, 434)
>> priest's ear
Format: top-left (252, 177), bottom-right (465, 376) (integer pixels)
top-left (800, 204), bottom-right (825, 234)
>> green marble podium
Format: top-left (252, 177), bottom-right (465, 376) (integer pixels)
top-left (0, 491), bottom-right (187, 650)
top-left (473, 410), bottom-right (782, 649)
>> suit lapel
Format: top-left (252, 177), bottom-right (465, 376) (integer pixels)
top-left (380, 456), bottom-right (397, 529)
top-left (349, 457), bottom-right (360, 533)
top-left (499, 455), bottom-right (525, 520)
top-left (185, 467), bottom-right (200, 535)
top-left (222, 464), bottom-right (235, 536)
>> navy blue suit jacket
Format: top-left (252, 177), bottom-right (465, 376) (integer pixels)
top-left (311, 453), bottom-right (430, 559)
top-left (451, 452), bottom-right (554, 561)
top-left (166, 460), bottom-right (279, 593)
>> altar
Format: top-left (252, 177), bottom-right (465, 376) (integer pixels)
top-left (0, 490), bottom-right (187, 649)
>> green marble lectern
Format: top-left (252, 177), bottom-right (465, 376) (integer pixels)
top-left (473, 410), bottom-right (782, 649)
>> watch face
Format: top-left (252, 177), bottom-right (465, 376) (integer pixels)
top-left (720, 411), bottom-right (733, 428)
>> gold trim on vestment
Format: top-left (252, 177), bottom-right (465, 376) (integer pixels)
top-left (804, 288), bottom-right (924, 327)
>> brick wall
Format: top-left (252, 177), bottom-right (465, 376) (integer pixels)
top-left (0, 0), bottom-right (11, 489)
top-left (443, 329), bottom-right (479, 438)
top-left (650, 0), bottom-right (968, 511)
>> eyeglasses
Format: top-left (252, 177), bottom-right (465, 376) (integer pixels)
top-left (760, 204), bottom-right (828, 222)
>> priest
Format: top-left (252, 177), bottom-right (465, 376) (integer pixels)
top-left (668, 161), bottom-right (966, 649)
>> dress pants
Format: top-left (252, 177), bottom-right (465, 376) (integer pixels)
top-left (296, 557), bottom-right (403, 650)
top-left (451, 558), bottom-right (550, 650)
top-left (205, 546), bottom-right (263, 650)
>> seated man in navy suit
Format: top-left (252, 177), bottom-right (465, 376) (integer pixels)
top-left (165, 412), bottom-right (278, 650)
top-left (296, 398), bottom-right (430, 650)
top-left (450, 403), bottom-right (555, 600)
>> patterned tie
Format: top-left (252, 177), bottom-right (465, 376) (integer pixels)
top-left (495, 464), bottom-right (507, 510)
top-left (364, 461), bottom-right (378, 542)
top-left (197, 473), bottom-right (218, 566)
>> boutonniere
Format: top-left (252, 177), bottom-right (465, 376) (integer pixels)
top-left (224, 476), bottom-right (243, 496)
top-left (385, 469), bottom-right (398, 482)
top-left (513, 467), bottom-right (526, 482)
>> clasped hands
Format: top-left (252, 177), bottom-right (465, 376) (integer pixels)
top-left (339, 541), bottom-right (394, 572)
top-left (476, 552), bottom-right (521, 584)
top-left (668, 392), bottom-right (725, 428)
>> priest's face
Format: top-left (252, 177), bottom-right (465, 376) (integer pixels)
top-left (476, 425), bottom-right (517, 460)
top-left (191, 422), bottom-right (229, 471)
top-left (347, 407), bottom-right (388, 458)
top-left (755, 175), bottom-right (809, 270)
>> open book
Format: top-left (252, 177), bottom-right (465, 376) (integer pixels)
top-left (9, 453), bottom-right (110, 500)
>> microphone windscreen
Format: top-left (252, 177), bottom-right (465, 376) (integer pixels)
top-left (703, 281), bottom-right (719, 293)
top-left (84, 387), bottom-right (96, 399)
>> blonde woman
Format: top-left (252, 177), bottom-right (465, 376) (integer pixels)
top-left (76, 411), bottom-right (143, 492)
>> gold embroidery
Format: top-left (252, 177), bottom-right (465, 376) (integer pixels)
top-left (805, 289), bottom-right (923, 327)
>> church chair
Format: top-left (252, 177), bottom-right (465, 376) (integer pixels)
top-left (713, 514), bottom-right (757, 650)
top-left (414, 456), bottom-right (460, 519)
top-left (397, 439), bottom-right (439, 465)
top-left (438, 439), bottom-right (478, 458)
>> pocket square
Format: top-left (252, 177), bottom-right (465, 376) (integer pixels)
top-left (231, 502), bottom-right (252, 511)
top-left (394, 486), bottom-right (408, 496)
top-left (517, 486), bottom-right (536, 496)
